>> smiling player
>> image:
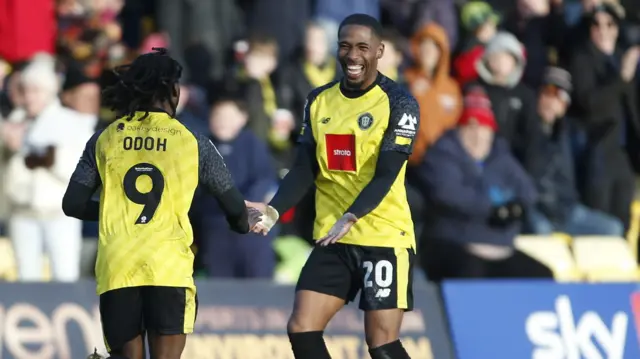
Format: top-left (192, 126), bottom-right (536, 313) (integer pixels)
top-left (247, 14), bottom-right (421, 359)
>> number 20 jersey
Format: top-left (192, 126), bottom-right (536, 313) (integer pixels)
top-left (89, 112), bottom-right (221, 294)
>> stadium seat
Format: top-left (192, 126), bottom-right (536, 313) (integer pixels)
top-left (0, 237), bottom-right (17, 281)
top-left (514, 235), bottom-right (581, 281)
top-left (0, 237), bottom-right (51, 281)
top-left (572, 236), bottom-right (640, 282)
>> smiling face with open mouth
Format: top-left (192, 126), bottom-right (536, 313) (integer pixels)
top-left (337, 24), bottom-right (384, 90)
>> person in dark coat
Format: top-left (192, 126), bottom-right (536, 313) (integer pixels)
top-left (415, 88), bottom-right (551, 281)
top-left (473, 31), bottom-right (542, 168)
top-left (526, 66), bottom-right (623, 236)
top-left (190, 98), bottom-right (278, 278)
top-left (503, 0), bottom-right (567, 88)
top-left (568, 3), bottom-right (640, 231)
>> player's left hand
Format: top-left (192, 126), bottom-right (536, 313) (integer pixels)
top-left (317, 213), bottom-right (358, 246)
top-left (245, 200), bottom-right (280, 235)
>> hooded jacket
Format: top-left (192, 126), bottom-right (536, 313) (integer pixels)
top-left (471, 32), bottom-right (541, 167)
top-left (405, 23), bottom-right (462, 165)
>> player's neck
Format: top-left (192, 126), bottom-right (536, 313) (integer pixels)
top-left (149, 101), bottom-right (175, 116)
top-left (340, 72), bottom-right (381, 99)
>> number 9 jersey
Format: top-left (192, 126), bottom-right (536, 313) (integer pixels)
top-left (70, 111), bottom-right (235, 295)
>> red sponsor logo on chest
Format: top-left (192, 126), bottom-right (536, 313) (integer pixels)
top-left (325, 134), bottom-right (356, 172)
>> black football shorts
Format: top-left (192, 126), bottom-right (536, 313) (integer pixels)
top-left (99, 286), bottom-right (198, 353)
top-left (296, 243), bottom-right (415, 311)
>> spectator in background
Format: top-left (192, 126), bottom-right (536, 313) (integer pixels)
top-left (0, 64), bottom-right (27, 123)
top-left (527, 67), bottom-right (624, 236)
top-left (279, 22), bottom-right (339, 132)
top-left (417, 88), bottom-right (550, 280)
top-left (175, 83), bottom-right (209, 133)
top-left (561, 0), bottom-right (623, 63)
top-left (378, 28), bottom-right (406, 86)
top-left (405, 23), bottom-right (461, 165)
top-left (380, 0), bottom-right (459, 47)
top-left (453, 1), bottom-right (499, 86)
top-left (504, 0), bottom-right (567, 88)
top-left (156, 0), bottom-right (244, 80)
top-left (245, 0), bottom-right (310, 64)
top-left (218, 35), bottom-right (294, 170)
top-left (4, 54), bottom-right (95, 282)
top-left (475, 31), bottom-right (541, 167)
top-left (191, 98), bottom-right (277, 278)
top-left (60, 63), bottom-right (100, 117)
top-left (569, 3), bottom-right (640, 231)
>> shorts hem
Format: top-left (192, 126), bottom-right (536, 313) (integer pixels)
top-left (295, 287), bottom-right (351, 302)
top-left (153, 328), bottom-right (189, 335)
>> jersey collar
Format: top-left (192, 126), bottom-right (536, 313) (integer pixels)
top-left (339, 72), bottom-right (382, 99)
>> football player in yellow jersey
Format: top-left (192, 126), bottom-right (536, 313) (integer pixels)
top-left (247, 14), bottom-right (420, 359)
top-left (62, 48), bottom-right (260, 359)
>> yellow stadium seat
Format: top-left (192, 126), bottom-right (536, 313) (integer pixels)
top-left (572, 236), bottom-right (640, 282)
top-left (515, 235), bottom-right (581, 281)
top-left (0, 237), bottom-right (17, 281)
top-left (0, 236), bottom-right (51, 282)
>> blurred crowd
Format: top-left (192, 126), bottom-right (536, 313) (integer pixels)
top-left (1, 0), bottom-right (640, 283)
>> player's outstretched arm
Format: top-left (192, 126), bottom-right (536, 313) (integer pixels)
top-left (195, 134), bottom-right (258, 234)
top-left (62, 131), bottom-right (102, 221)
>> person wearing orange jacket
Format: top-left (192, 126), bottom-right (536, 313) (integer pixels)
top-left (405, 23), bottom-right (462, 165)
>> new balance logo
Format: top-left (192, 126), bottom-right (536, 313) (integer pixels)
top-left (321, 117), bottom-right (331, 124)
top-left (375, 289), bottom-right (391, 298)
top-left (398, 113), bottom-right (417, 131)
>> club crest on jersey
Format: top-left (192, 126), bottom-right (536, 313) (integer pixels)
top-left (358, 113), bottom-right (374, 130)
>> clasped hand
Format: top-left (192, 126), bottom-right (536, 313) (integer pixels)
top-left (244, 201), bottom-right (358, 246)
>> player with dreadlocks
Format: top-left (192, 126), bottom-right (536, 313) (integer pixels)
top-left (62, 48), bottom-right (261, 359)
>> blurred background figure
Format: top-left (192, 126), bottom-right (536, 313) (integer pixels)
top-left (416, 88), bottom-right (550, 281)
top-left (378, 28), bottom-right (406, 85)
top-left (568, 2), bottom-right (640, 232)
top-left (278, 21), bottom-right (339, 132)
top-left (453, 1), bottom-right (499, 86)
top-left (155, 0), bottom-right (243, 80)
top-left (526, 66), bottom-right (624, 236)
top-left (405, 23), bottom-right (461, 166)
top-left (190, 98), bottom-right (277, 279)
top-left (61, 62), bottom-right (101, 117)
top-left (475, 31), bottom-right (541, 168)
top-left (503, 0), bottom-right (566, 88)
top-left (4, 53), bottom-right (95, 282)
top-left (380, 0), bottom-right (459, 48)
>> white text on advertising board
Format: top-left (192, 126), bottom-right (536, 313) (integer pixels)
top-left (526, 295), bottom-right (628, 359)
top-left (0, 302), bottom-right (434, 359)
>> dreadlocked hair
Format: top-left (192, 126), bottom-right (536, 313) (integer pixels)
top-left (102, 47), bottom-right (182, 121)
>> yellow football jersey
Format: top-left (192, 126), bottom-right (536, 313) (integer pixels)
top-left (300, 75), bottom-right (420, 249)
top-left (70, 111), bottom-right (237, 294)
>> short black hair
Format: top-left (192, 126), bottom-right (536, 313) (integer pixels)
top-left (102, 47), bottom-right (182, 120)
top-left (338, 13), bottom-right (383, 39)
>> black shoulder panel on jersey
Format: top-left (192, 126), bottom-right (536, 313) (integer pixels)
top-left (182, 124), bottom-right (235, 196)
top-left (376, 75), bottom-right (421, 154)
top-left (69, 128), bottom-right (105, 189)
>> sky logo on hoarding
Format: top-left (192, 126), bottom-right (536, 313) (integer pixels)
top-left (525, 294), bottom-right (638, 359)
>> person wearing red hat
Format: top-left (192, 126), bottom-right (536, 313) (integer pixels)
top-left (413, 88), bottom-right (551, 280)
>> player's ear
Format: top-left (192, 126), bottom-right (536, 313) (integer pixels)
top-left (377, 42), bottom-right (385, 60)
